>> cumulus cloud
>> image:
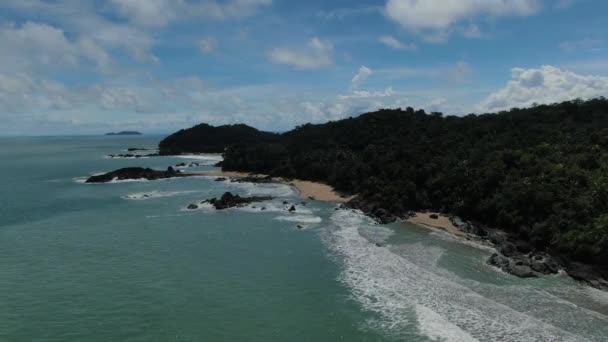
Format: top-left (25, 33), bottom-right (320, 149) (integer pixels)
top-left (0, 22), bottom-right (113, 73)
top-left (478, 66), bottom-right (608, 112)
top-left (378, 35), bottom-right (416, 50)
top-left (385, 0), bottom-right (539, 37)
top-left (351, 66), bottom-right (373, 89)
top-left (268, 37), bottom-right (334, 70)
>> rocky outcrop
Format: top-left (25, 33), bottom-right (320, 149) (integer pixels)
top-left (447, 215), bottom-right (561, 278)
top-left (127, 147), bottom-right (154, 151)
top-left (488, 251), bottom-right (559, 278)
top-left (564, 263), bottom-right (608, 291)
top-left (86, 167), bottom-right (189, 183)
top-left (345, 197), bottom-right (398, 224)
top-left (201, 192), bottom-right (272, 210)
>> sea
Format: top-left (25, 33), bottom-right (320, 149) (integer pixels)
top-left (1, 135), bottom-right (607, 342)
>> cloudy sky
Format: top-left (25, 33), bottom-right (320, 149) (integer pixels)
top-left (0, 0), bottom-right (607, 135)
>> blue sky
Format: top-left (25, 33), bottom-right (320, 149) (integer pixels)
top-left (0, 0), bottom-right (607, 135)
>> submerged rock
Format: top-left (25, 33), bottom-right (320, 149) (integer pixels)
top-left (187, 204), bottom-right (199, 210)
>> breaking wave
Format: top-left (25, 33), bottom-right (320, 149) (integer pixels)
top-left (325, 209), bottom-right (598, 341)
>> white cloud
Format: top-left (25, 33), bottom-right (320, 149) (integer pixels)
top-left (478, 66), bottom-right (608, 112)
top-left (351, 66), bottom-right (373, 89)
top-left (385, 0), bottom-right (539, 35)
top-left (109, 0), bottom-right (180, 27)
top-left (109, 0), bottom-right (272, 27)
top-left (268, 37), bottom-right (334, 70)
top-left (444, 61), bottom-right (474, 84)
top-left (0, 22), bottom-right (113, 73)
top-left (199, 37), bottom-right (218, 54)
top-left (339, 87), bottom-right (395, 100)
top-left (559, 38), bottom-right (604, 52)
top-left (378, 35), bottom-right (416, 50)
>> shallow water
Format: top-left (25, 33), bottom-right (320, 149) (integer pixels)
top-left (1, 136), bottom-right (606, 341)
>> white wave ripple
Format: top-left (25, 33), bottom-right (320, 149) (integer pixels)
top-left (326, 209), bottom-right (591, 341)
top-left (122, 190), bottom-right (199, 200)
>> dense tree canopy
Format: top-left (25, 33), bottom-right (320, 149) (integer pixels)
top-left (159, 123), bottom-right (277, 154)
top-left (217, 98), bottom-right (608, 270)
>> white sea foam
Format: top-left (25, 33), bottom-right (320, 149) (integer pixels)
top-left (325, 209), bottom-right (592, 341)
top-left (122, 190), bottom-right (199, 200)
top-left (175, 154), bottom-right (223, 163)
top-left (226, 181), bottom-right (297, 198)
top-left (415, 305), bottom-right (479, 342)
top-left (72, 177), bottom-right (88, 184)
top-left (274, 215), bottom-right (322, 224)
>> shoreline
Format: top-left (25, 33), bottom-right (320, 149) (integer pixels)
top-left (404, 212), bottom-right (467, 238)
top-left (196, 171), bottom-right (466, 238)
top-left (192, 170), bottom-right (353, 203)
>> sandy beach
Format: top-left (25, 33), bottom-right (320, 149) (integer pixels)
top-left (405, 212), bottom-right (466, 238)
top-left (192, 170), bottom-right (352, 203)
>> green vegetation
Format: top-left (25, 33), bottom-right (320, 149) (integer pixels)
top-left (159, 123), bottom-right (277, 154)
top-left (217, 98), bottom-right (608, 270)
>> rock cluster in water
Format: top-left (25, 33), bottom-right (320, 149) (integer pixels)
top-left (194, 192), bottom-right (272, 210)
top-left (85, 167), bottom-right (188, 183)
top-left (448, 216), bottom-right (561, 278)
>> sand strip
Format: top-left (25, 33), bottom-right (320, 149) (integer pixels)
top-left (191, 170), bottom-right (352, 203)
top-left (405, 212), bottom-right (466, 238)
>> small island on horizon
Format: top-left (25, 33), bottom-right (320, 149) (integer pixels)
top-left (105, 131), bottom-right (143, 136)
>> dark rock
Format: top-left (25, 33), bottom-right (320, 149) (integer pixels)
top-left (261, 207), bottom-right (266, 211)
top-left (289, 205), bottom-right (296, 212)
top-left (488, 253), bottom-right (537, 278)
top-left (85, 167), bottom-right (190, 183)
top-left (215, 177), bottom-right (227, 182)
top-left (176, 162), bottom-right (187, 167)
top-left (510, 264), bottom-right (537, 278)
top-left (187, 204), bottom-right (198, 210)
top-left (202, 192), bottom-right (272, 210)
top-left (497, 241), bottom-right (518, 257)
top-left (429, 214), bottom-right (439, 219)
top-left (283, 201), bottom-right (289, 205)
top-left (375, 242), bottom-right (386, 247)
top-left (308, 196), bottom-right (316, 200)
top-left (297, 225), bottom-right (303, 229)
top-left (515, 240), bottom-right (533, 254)
top-left (565, 263), bottom-right (608, 290)
top-left (345, 197), bottom-right (397, 224)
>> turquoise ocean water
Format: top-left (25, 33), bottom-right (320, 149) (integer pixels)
top-left (1, 136), bottom-right (607, 342)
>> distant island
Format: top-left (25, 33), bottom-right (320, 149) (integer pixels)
top-left (105, 131), bottom-right (142, 136)
top-left (159, 98), bottom-right (608, 288)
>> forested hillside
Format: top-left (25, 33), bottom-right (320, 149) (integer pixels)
top-left (218, 98), bottom-right (608, 270)
top-left (159, 123), bottom-right (277, 154)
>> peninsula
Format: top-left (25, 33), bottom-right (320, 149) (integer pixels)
top-left (160, 98), bottom-right (608, 289)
